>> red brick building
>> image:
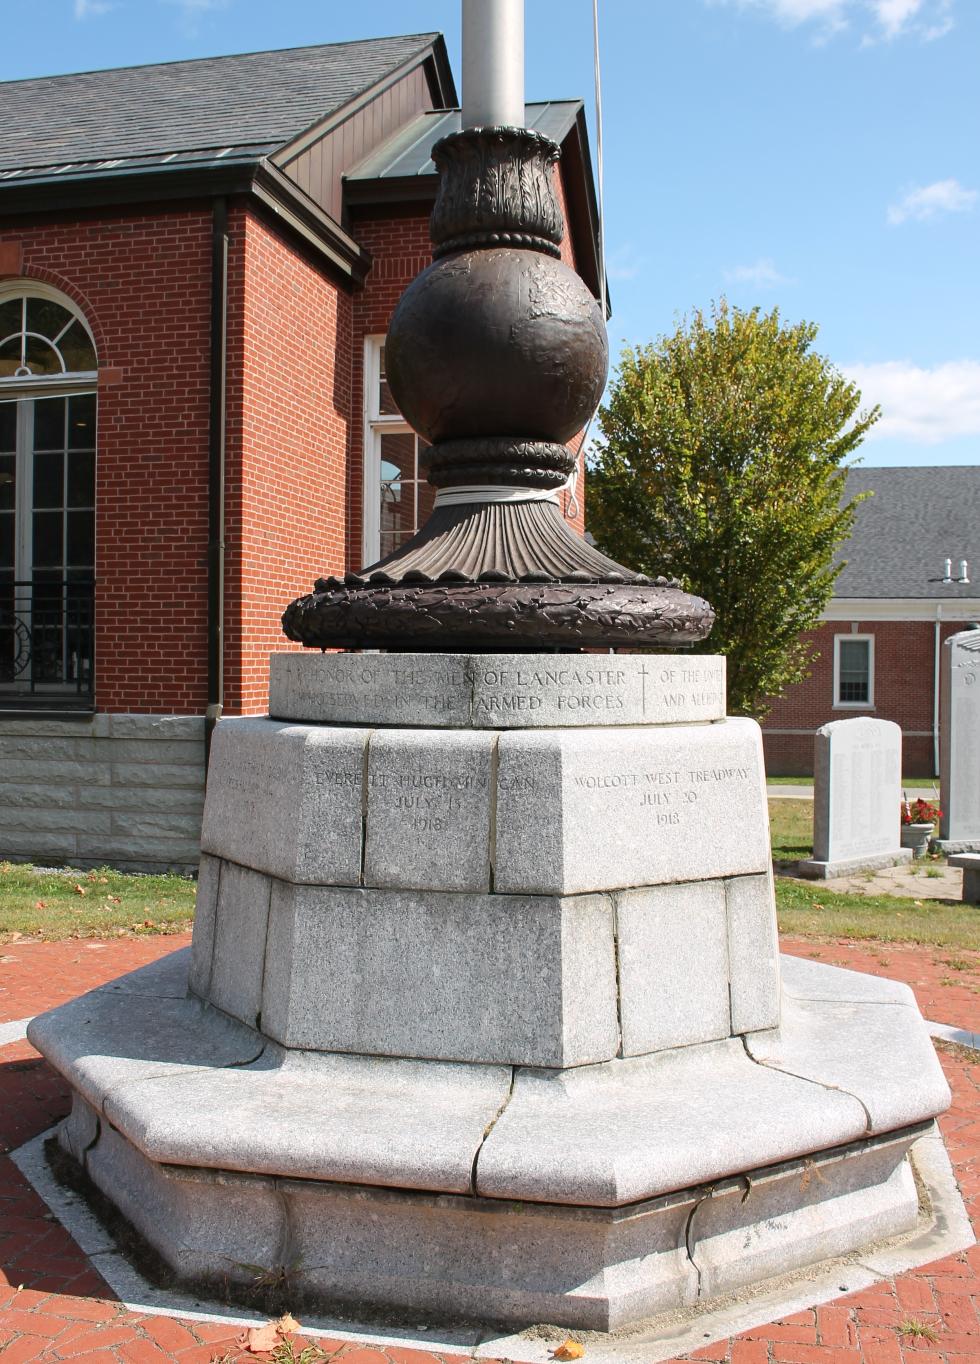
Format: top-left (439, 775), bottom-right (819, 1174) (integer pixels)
top-left (0, 35), bottom-right (602, 869)
top-left (761, 467), bottom-right (980, 777)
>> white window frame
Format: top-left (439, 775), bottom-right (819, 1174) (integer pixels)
top-left (363, 334), bottom-right (432, 569)
top-left (0, 280), bottom-right (98, 401)
top-left (361, 335), bottom-right (405, 566)
top-left (833, 632), bottom-right (874, 709)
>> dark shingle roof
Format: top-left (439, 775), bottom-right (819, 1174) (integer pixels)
top-left (346, 102), bottom-right (583, 181)
top-left (837, 467), bottom-right (980, 599)
top-left (0, 35), bottom-right (439, 175)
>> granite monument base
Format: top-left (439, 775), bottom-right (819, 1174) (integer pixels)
top-left (934, 839), bottom-right (980, 856)
top-left (795, 848), bottom-right (913, 880)
top-left (27, 653), bottom-right (952, 1332)
top-left (948, 852), bottom-right (980, 902)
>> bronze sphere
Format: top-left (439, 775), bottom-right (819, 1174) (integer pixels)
top-left (385, 246), bottom-right (608, 447)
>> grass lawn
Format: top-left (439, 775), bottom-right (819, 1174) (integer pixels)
top-left (767, 798), bottom-right (980, 950)
top-left (769, 797), bottom-right (814, 861)
top-left (0, 800), bottom-right (973, 952)
top-left (775, 877), bottom-right (980, 951)
top-left (0, 862), bottom-right (195, 943)
top-left (767, 775), bottom-right (940, 789)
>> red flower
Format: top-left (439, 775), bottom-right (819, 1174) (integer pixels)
top-left (901, 797), bottom-right (941, 825)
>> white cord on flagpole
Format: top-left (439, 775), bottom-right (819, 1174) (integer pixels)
top-left (593, 0), bottom-right (606, 316)
top-left (564, 0), bottom-right (606, 521)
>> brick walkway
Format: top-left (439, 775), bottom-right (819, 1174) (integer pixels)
top-left (0, 932), bottom-right (978, 1363)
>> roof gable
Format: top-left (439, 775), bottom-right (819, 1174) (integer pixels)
top-left (344, 101), bottom-right (606, 304)
top-left (836, 466), bottom-right (980, 600)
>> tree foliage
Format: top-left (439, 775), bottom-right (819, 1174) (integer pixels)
top-left (588, 302), bottom-right (879, 717)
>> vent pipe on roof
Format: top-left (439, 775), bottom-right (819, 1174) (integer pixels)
top-left (960, 560), bottom-right (971, 585)
top-left (943, 558), bottom-right (953, 584)
top-left (461, 0), bottom-right (525, 129)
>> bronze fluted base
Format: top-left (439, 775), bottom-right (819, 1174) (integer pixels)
top-left (282, 500), bottom-right (714, 651)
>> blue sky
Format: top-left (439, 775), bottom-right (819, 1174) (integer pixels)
top-left (3, 0), bottom-right (977, 468)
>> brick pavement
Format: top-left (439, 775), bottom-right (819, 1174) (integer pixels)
top-left (0, 932), bottom-right (978, 1363)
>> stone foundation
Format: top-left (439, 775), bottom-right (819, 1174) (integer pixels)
top-left (0, 713), bottom-right (204, 871)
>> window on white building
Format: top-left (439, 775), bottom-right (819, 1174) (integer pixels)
top-left (834, 634), bottom-right (873, 708)
top-left (362, 337), bottom-right (432, 568)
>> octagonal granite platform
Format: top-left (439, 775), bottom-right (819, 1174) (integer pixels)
top-left (27, 653), bottom-right (954, 1331)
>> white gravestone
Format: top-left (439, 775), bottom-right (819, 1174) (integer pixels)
top-left (798, 717), bottom-right (910, 878)
top-left (939, 630), bottom-right (980, 852)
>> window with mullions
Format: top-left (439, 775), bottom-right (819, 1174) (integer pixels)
top-left (363, 338), bottom-right (431, 568)
top-left (0, 294), bottom-right (97, 385)
top-left (0, 285), bottom-right (97, 702)
top-left (834, 635), bottom-right (873, 708)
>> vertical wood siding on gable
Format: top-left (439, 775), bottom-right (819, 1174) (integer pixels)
top-left (280, 66), bottom-right (434, 223)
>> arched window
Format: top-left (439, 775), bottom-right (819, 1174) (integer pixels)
top-left (0, 284), bottom-right (97, 705)
top-left (0, 288), bottom-right (97, 390)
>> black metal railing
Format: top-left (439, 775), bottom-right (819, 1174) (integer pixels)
top-left (0, 579), bottom-right (95, 706)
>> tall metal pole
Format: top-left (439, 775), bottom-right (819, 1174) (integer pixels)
top-left (461, 0), bottom-right (525, 128)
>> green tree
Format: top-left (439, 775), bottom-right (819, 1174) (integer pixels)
top-left (588, 301), bottom-right (879, 717)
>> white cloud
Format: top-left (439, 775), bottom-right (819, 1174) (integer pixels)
top-left (845, 360), bottom-right (980, 443)
top-left (74, 0), bottom-right (113, 16)
top-left (159, 0), bottom-right (229, 35)
top-left (887, 178), bottom-right (977, 224)
top-left (711, 0), bottom-right (954, 42)
top-left (724, 257), bottom-right (795, 287)
top-left (712, 0), bottom-right (849, 35)
top-left (868, 0), bottom-right (922, 38)
top-left (757, 0), bottom-right (849, 20)
top-left (605, 245), bottom-right (644, 282)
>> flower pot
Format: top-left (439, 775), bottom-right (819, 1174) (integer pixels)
top-left (901, 822), bottom-right (934, 859)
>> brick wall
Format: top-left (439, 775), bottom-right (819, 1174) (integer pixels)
top-left (2, 155), bottom-right (597, 720)
top-left (1, 207), bottom-right (213, 714)
top-left (223, 204), bottom-right (352, 714)
top-left (761, 617), bottom-right (976, 777)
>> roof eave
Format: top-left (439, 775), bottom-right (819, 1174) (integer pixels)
top-left (0, 157), bottom-right (371, 284)
top-left (252, 159), bottom-right (369, 281)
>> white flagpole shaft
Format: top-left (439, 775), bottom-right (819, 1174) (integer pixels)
top-left (461, 0), bottom-right (525, 129)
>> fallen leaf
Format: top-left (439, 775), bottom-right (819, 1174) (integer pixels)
top-left (276, 1313), bottom-right (301, 1335)
top-left (73, 884), bottom-right (87, 896)
top-left (238, 1321), bottom-right (282, 1354)
top-left (551, 1342), bottom-right (585, 1360)
top-left (35, 901), bottom-right (48, 910)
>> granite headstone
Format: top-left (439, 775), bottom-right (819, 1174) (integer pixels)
top-left (939, 629), bottom-right (980, 852)
top-left (798, 716), bottom-right (909, 878)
